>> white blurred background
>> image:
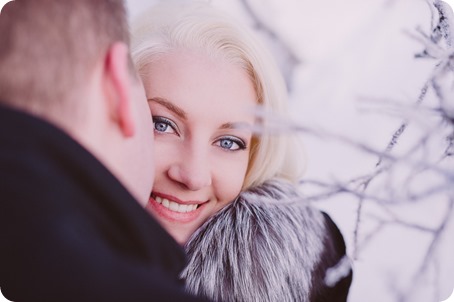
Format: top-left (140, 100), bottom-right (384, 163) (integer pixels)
top-left (125, 0), bottom-right (454, 301)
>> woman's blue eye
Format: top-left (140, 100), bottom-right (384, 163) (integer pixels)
top-left (217, 137), bottom-right (246, 151)
top-left (220, 139), bottom-right (234, 149)
top-left (154, 121), bottom-right (169, 132)
top-left (152, 116), bottom-right (178, 134)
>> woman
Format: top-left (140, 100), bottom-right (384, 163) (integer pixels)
top-left (131, 2), bottom-right (352, 301)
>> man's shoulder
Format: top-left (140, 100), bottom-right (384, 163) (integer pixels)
top-left (0, 105), bottom-right (188, 291)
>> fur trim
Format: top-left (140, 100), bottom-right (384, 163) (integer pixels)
top-left (181, 179), bottom-right (343, 302)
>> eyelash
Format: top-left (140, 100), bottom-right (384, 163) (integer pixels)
top-left (215, 136), bottom-right (247, 152)
top-left (152, 116), bottom-right (246, 151)
top-left (152, 116), bottom-right (179, 135)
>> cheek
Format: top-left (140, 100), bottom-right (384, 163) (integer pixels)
top-left (215, 153), bottom-right (249, 206)
top-left (152, 139), bottom-right (179, 179)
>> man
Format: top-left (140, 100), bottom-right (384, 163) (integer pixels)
top-left (0, 0), bottom-right (205, 301)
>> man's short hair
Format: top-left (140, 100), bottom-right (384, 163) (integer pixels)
top-left (0, 0), bottom-right (130, 114)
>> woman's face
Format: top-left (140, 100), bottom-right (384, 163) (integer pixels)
top-left (142, 50), bottom-right (257, 244)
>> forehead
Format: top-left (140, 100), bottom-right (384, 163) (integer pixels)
top-left (141, 50), bottom-right (257, 123)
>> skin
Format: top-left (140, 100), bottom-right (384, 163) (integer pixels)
top-left (142, 50), bottom-right (257, 244)
top-left (66, 43), bottom-right (155, 207)
top-left (126, 76), bottom-right (156, 205)
top-left (100, 43), bottom-right (156, 206)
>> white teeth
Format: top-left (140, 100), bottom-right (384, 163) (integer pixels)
top-left (169, 201), bottom-right (179, 211)
top-left (153, 196), bottom-right (198, 213)
top-left (162, 198), bottom-right (170, 208)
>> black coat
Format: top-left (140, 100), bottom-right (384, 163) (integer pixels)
top-left (0, 105), bottom-right (204, 302)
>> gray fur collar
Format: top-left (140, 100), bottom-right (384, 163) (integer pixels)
top-left (181, 179), bottom-right (329, 302)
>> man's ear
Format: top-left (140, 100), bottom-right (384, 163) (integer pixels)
top-left (103, 42), bottom-right (135, 137)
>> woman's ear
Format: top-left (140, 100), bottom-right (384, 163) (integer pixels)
top-left (103, 42), bottom-right (135, 137)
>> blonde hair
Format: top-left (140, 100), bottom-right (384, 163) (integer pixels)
top-left (131, 1), bottom-right (303, 188)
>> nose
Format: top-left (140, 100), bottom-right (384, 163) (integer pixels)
top-left (167, 149), bottom-right (212, 191)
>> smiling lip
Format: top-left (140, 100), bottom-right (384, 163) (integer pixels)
top-left (147, 192), bottom-right (206, 222)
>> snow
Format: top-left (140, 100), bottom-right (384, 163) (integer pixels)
top-left (124, 1), bottom-right (454, 301)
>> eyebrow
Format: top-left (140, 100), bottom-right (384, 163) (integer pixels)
top-left (220, 122), bottom-right (252, 131)
top-left (148, 97), bottom-right (187, 120)
top-left (149, 97), bottom-right (253, 131)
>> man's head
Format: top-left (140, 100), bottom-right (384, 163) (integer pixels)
top-left (0, 0), bottom-right (155, 204)
top-left (0, 0), bottom-right (130, 114)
